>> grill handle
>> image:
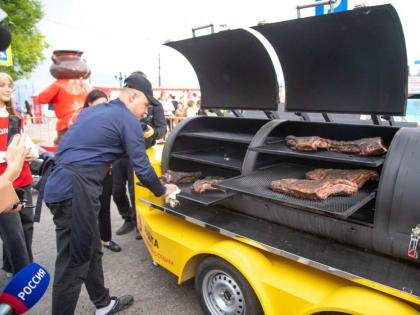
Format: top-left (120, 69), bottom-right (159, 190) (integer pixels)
top-left (296, 0), bottom-right (334, 18)
top-left (192, 24), bottom-right (214, 38)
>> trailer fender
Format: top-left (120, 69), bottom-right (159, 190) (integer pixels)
top-left (180, 240), bottom-right (275, 313)
top-left (180, 253), bottom-right (208, 283)
top-left (304, 286), bottom-right (419, 315)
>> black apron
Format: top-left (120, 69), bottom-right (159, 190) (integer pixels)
top-left (34, 157), bottom-right (55, 222)
top-left (63, 163), bottom-right (109, 265)
top-left (36, 162), bottom-right (109, 265)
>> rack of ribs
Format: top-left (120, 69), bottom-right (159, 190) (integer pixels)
top-left (270, 178), bottom-right (358, 201)
top-left (191, 177), bottom-right (225, 194)
top-left (305, 169), bottom-right (379, 188)
top-left (285, 135), bottom-right (387, 156)
top-left (160, 170), bottom-right (202, 184)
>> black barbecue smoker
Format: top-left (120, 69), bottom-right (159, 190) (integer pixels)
top-left (140, 3), bottom-right (420, 308)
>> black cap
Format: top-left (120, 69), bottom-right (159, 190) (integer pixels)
top-left (124, 73), bottom-right (160, 106)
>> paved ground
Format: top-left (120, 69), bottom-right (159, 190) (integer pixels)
top-left (0, 191), bottom-right (203, 315)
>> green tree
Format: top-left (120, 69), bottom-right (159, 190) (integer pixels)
top-left (0, 0), bottom-right (49, 80)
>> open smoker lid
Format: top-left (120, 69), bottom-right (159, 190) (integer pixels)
top-left (165, 29), bottom-right (279, 110)
top-left (253, 4), bottom-right (408, 115)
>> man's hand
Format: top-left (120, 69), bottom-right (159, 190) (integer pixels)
top-left (164, 184), bottom-right (181, 207)
top-left (164, 184), bottom-right (178, 197)
top-left (4, 134), bottom-right (29, 182)
top-left (143, 125), bottom-right (155, 139)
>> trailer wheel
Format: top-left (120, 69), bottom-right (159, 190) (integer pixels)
top-left (195, 256), bottom-right (263, 315)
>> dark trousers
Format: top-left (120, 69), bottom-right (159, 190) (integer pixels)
top-left (1, 185), bottom-right (33, 274)
top-left (112, 156), bottom-right (135, 222)
top-left (98, 173), bottom-right (112, 242)
top-left (47, 199), bottom-right (110, 315)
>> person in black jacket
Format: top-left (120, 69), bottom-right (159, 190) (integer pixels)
top-left (112, 71), bottom-right (167, 237)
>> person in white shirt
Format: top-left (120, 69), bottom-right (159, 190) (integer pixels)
top-left (159, 91), bottom-right (175, 116)
top-left (186, 99), bottom-right (197, 117)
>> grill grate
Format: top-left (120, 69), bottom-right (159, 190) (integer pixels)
top-left (180, 130), bottom-right (255, 144)
top-left (171, 147), bottom-right (245, 170)
top-left (250, 139), bottom-right (386, 167)
top-left (215, 164), bottom-right (377, 218)
top-left (171, 147), bottom-right (281, 171)
top-left (180, 130), bottom-right (282, 145)
top-left (177, 182), bottom-right (235, 206)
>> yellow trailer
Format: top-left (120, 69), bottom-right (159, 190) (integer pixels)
top-left (134, 4), bottom-right (420, 314)
top-left (134, 147), bottom-right (420, 315)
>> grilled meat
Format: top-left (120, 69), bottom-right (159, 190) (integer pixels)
top-left (328, 137), bottom-right (387, 156)
top-left (306, 168), bottom-right (379, 188)
top-left (285, 135), bottom-right (387, 156)
top-left (191, 177), bottom-right (225, 194)
top-left (160, 170), bottom-right (202, 185)
top-left (285, 135), bottom-right (330, 151)
top-left (270, 178), bottom-right (358, 201)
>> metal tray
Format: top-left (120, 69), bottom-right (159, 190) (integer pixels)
top-left (251, 139), bottom-right (386, 167)
top-left (215, 164), bottom-right (377, 218)
top-left (177, 182), bottom-right (236, 206)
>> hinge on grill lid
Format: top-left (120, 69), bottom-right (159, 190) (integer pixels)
top-left (264, 110), bottom-right (280, 120)
top-left (322, 112), bottom-right (333, 122)
top-left (212, 109), bottom-right (224, 117)
top-left (381, 115), bottom-right (396, 126)
top-left (371, 114), bottom-right (383, 125)
top-left (408, 224), bottom-right (420, 259)
top-left (294, 112), bottom-right (310, 121)
top-left (231, 110), bottom-right (243, 118)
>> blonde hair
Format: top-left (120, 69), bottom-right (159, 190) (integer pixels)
top-left (0, 72), bottom-right (15, 116)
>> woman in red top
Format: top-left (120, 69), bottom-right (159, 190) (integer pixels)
top-left (0, 72), bottom-right (38, 276)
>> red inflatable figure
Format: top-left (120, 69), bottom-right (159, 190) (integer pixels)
top-left (38, 50), bottom-right (91, 144)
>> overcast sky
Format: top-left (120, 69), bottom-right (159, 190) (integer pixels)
top-left (16, 0), bottom-right (420, 99)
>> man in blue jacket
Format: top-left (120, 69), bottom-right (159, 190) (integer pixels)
top-left (112, 71), bottom-right (167, 238)
top-left (43, 73), bottom-right (177, 315)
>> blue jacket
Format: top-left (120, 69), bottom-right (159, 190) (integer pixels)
top-left (44, 98), bottom-right (165, 203)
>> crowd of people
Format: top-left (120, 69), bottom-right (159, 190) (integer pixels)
top-left (158, 90), bottom-right (203, 118)
top-left (0, 71), bottom-right (179, 315)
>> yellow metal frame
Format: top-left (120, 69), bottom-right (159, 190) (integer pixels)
top-left (135, 146), bottom-right (420, 315)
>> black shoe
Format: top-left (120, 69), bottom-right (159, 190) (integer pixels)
top-left (116, 221), bottom-right (135, 235)
top-left (135, 230), bottom-right (142, 240)
top-left (99, 295), bottom-right (134, 314)
top-left (103, 241), bottom-right (122, 252)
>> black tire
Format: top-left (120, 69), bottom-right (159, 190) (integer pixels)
top-left (195, 256), bottom-right (264, 315)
